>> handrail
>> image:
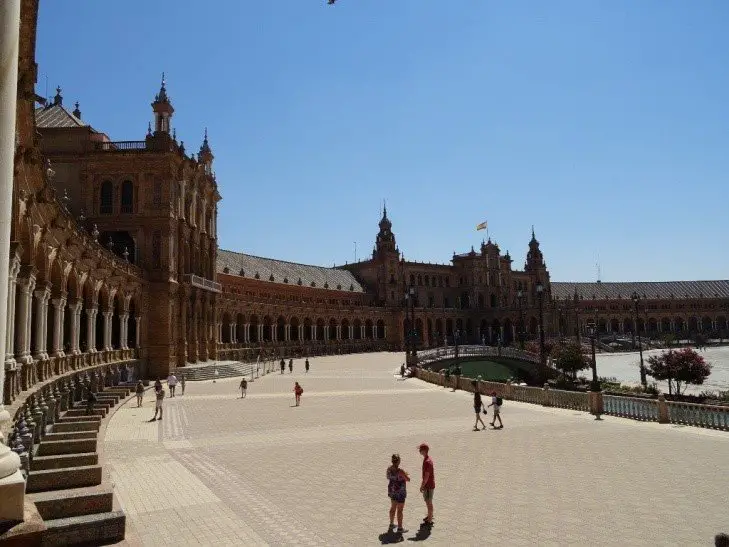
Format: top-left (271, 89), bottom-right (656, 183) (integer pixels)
top-left (94, 140), bottom-right (147, 151)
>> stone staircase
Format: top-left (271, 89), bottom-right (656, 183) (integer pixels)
top-left (7, 377), bottom-right (134, 546)
top-left (171, 360), bottom-right (271, 381)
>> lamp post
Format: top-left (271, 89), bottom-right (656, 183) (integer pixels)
top-left (574, 304), bottom-right (581, 346)
top-left (631, 291), bottom-right (647, 389)
top-left (405, 286), bottom-right (417, 362)
top-left (517, 290), bottom-right (525, 350)
top-left (587, 322), bottom-right (599, 391)
top-left (536, 280), bottom-right (546, 384)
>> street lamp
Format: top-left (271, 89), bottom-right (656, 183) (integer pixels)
top-left (587, 322), bottom-right (599, 391)
top-left (631, 291), bottom-right (647, 389)
top-left (536, 280), bottom-right (546, 384)
top-left (574, 304), bottom-right (581, 346)
top-left (517, 290), bottom-right (525, 350)
top-left (405, 286), bottom-right (417, 361)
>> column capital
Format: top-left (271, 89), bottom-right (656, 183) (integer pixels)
top-left (85, 307), bottom-right (98, 317)
top-left (51, 296), bottom-right (67, 308)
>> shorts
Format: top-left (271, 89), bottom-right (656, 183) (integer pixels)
top-left (155, 401), bottom-right (162, 409)
top-left (493, 405), bottom-right (501, 415)
top-left (422, 488), bottom-right (434, 502)
top-left (389, 493), bottom-right (406, 504)
top-left (474, 406), bottom-right (481, 414)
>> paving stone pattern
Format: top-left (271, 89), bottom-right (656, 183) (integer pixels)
top-left (103, 352), bottom-right (729, 546)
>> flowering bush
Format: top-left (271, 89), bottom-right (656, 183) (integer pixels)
top-left (646, 348), bottom-right (712, 395)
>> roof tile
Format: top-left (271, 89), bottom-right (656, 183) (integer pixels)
top-left (552, 281), bottom-right (729, 300)
top-left (217, 249), bottom-right (365, 293)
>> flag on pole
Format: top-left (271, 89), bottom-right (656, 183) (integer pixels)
top-left (476, 221), bottom-right (488, 231)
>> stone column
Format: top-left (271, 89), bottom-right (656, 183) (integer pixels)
top-left (15, 271), bottom-right (36, 365)
top-left (4, 253), bottom-right (19, 369)
top-left (34, 285), bottom-right (51, 360)
top-left (361, 325), bottom-right (365, 339)
top-left (299, 325), bottom-right (304, 341)
top-left (135, 316), bottom-right (141, 348)
top-left (119, 314), bottom-right (129, 349)
top-left (312, 325), bottom-right (317, 341)
top-left (67, 300), bottom-right (82, 354)
top-left (103, 311), bottom-right (112, 351)
top-left (258, 324), bottom-right (263, 342)
top-left (285, 324), bottom-right (290, 342)
top-left (337, 326), bottom-right (342, 340)
top-left (244, 324), bottom-right (250, 343)
top-left (228, 324), bottom-right (234, 344)
top-left (324, 326), bottom-right (329, 341)
top-left (0, 0), bottom-right (25, 521)
top-left (51, 297), bottom-right (66, 357)
top-left (349, 325), bottom-right (354, 340)
top-left (86, 308), bottom-right (97, 352)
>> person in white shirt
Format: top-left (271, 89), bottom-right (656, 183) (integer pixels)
top-left (487, 391), bottom-right (503, 429)
top-left (167, 374), bottom-right (178, 397)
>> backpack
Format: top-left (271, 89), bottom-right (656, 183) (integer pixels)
top-left (496, 396), bottom-right (503, 406)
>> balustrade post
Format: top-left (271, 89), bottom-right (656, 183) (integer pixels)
top-left (541, 384), bottom-right (552, 407)
top-left (657, 394), bottom-right (669, 423)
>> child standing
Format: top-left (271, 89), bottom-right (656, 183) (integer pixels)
top-left (387, 454), bottom-right (410, 534)
top-left (239, 378), bottom-right (248, 398)
top-left (135, 380), bottom-right (145, 407)
top-left (294, 382), bottom-right (303, 406)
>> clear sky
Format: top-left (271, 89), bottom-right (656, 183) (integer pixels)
top-left (36, 1), bottom-right (729, 282)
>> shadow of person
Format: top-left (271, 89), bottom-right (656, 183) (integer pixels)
top-left (378, 529), bottom-right (404, 544)
top-left (407, 524), bottom-right (432, 542)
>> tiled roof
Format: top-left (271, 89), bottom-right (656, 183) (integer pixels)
top-left (35, 104), bottom-right (86, 129)
top-left (217, 249), bottom-right (365, 293)
top-left (552, 281), bottom-right (729, 301)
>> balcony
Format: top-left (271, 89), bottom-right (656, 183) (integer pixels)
top-left (93, 140), bottom-right (147, 152)
top-left (183, 274), bottom-right (222, 293)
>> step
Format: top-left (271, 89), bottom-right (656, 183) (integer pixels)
top-left (94, 395), bottom-right (120, 404)
top-left (41, 510), bottom-right (125, 546)
top-left (65, 405), bottom-right (108, 416)
top-left (31, 452), bottom-right (99, 472)
top-left (27, 465), bottom-right (102, 493)
top-left (43, 431), bottom-right (98, 442)
top-left (72, 401), bottom-right (112, 411)
top-left (37, 439), bottom-right (97, 457)
top-left (57, 415), bottom-right (102, 423)
top-left (51, 421), bottom-right (100, 433)
top-left (29, 485), bottom-right (113, 521)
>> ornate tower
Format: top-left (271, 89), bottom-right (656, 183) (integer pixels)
top-left (198, 128), bottom-right (214, 175)
top-left (151, 74), bottom-right (174, 135)
top-left (525, 226), bottom-right (546, 272)
top-left (374, 203), bottom-right (397, 257)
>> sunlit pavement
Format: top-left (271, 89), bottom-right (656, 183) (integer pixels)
top-left (103, 352), bottom-right (729, 546)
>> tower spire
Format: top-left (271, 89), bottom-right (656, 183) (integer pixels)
top-left (151, 73), bottom-right (174, 134)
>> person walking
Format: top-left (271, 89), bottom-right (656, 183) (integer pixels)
top-left (280, 359), bottom-right (285, 374)
top-left (418, 443), bottom-right (435, 527)
top-left (487, 391), bottom-right (504, 429)
top-left (473, 388), bottom-right (488, 431)
top-left (387, 453), bottom-right (410, 534)
top-left (294, 382), bottom-right (303, 406)
top-left (167, 373), bottom-right (178, 397)
top-left (239, 378), bottom-right (248, 399)
top-left (135, 380), bottom-right (145, 407)
top-left (305, 358), bottom-right (310, 373)
top-left (180, 373), bottom-right (186, 395)
top-left (154, 378), bottom-right (162, 393)
top-left (151, 387), bottom-right (165, 421)
top-left (400, 363), bottom-right (406, 378)
top-left (288, 359), bottom-right (293, 373)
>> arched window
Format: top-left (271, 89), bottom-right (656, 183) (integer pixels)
top-left (100, 180), bottom-right (113, 214)
top-left (121, 180), bottom-right (134, 213)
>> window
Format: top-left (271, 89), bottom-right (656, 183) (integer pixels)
top-left (121, 180), bottom-right (134, 213)
top-left (100, 180), bottom-right (113, 214)
top-left (153, 181), bottom-right (162, 208)
top-left (152, 231), bottom-right (161, 269)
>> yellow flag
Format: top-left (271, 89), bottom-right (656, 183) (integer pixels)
top-left (476, 221), bottom-right (488, 231)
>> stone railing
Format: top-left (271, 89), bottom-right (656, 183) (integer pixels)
top-left (666, 400), bottom-right (729, 431)
top-left (183, 274), bottom-right (222, 293)
top-left (4, 358), bottom-right (144, 472)
top-left (215, 340), bottom-right (393, 361)
top-left (417, 345), bottom-right (541, 366)
top-left (603, 395), bottom-right (659, 422)
top-left (414, 369), bottom-right (727, 432)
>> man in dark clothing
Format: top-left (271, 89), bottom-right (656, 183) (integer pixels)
top-left (305, 359), bottom-right (310, 373)
top-left (280, 359), bottom-right (285, 374)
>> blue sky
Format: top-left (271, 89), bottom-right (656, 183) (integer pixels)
top-left (36, 1), bottom-right (729, 282)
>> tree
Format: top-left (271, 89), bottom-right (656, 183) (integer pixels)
top-left (525, 339), bottom-right (555, 358)
top-left (551, 341), bottom-right (590, 380)
top-left (646, 348), bottom-right (712, 395)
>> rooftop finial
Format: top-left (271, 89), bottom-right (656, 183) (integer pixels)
top-left (147, 122), bottom-right (152, 136)
top-left (531, 225), bottom-right (535, 239)
top-left (72, 101), bottom-right (81, 119)
top-left (53, 86), bottom-right (63, 106)
top-left (155, 72), bottom-right (169, 103)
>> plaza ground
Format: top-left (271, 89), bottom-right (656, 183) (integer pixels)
top-left (103, 352), bottom-right (729, 546)
top-left (596, 345), bottom-right (729, 394)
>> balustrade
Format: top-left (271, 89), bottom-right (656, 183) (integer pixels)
top-left (667, 400), bottom-right (729, 431)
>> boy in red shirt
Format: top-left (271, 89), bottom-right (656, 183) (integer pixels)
top-left (418, 443), bottom-right (435, 526)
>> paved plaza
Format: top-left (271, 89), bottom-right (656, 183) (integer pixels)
top-left (102, 352), bottom-right (729, 546)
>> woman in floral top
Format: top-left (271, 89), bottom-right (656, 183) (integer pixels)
top-left (387, 453), bottom-right (410, 533)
